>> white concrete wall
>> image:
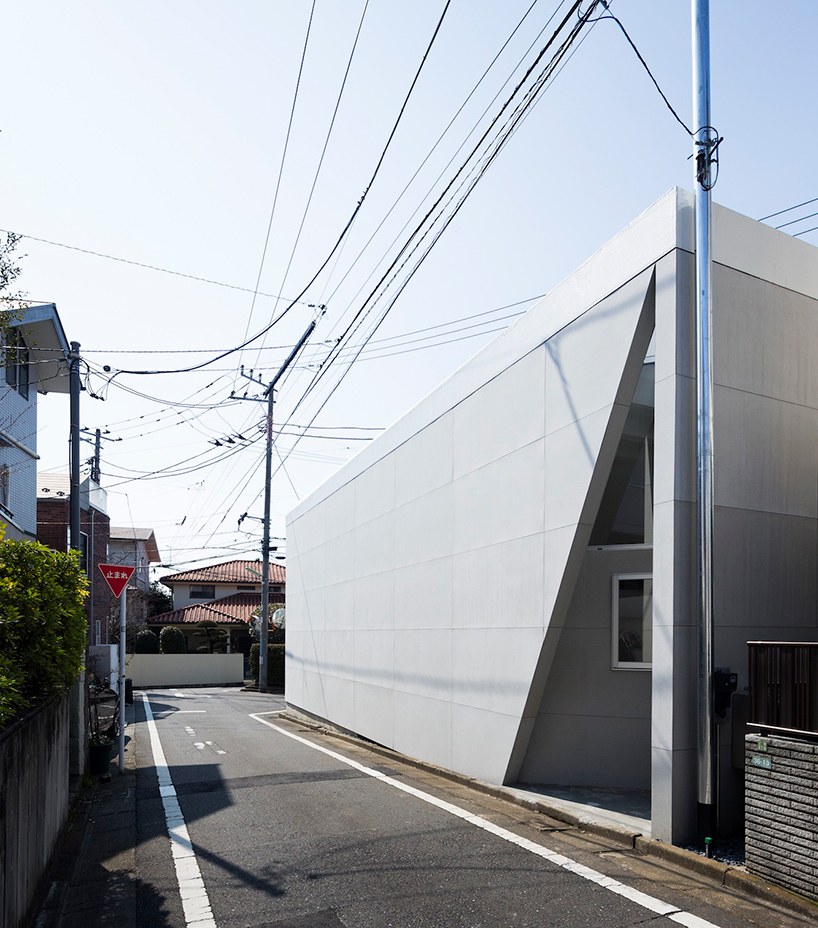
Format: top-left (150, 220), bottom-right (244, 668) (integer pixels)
top-left (286, 188), bottom-right (818, 846)
top-left (126, 653), bottom-right (244, 687)
top-left (518, 546), bottom-right (653, 789)
top-left (287, 192), bottom-right (663, 785)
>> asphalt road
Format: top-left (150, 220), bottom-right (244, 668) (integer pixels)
top-left (133, 689), bottom-right (810, 928)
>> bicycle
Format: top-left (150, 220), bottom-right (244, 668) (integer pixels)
top-left (87, 668), bottom-right (120, 740)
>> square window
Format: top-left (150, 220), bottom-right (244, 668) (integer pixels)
top-left (190, 584), bottom-right (215, 599)
top-left (612, 574), bottom-right (652, 670)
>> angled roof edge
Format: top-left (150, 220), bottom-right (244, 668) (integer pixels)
top-left (12, 303), bottom-right (72, 395)
top-left (287, 188), bottom-right (690, 523)
top-left (109, 526), bottom-right (161, 562)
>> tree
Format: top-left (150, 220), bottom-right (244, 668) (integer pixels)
top-left (193, 620), bottom-right (228, 654)
top-left (0, 232), bottom-right (26, 335)
top-left (148, 581), bottom-right (173, 617)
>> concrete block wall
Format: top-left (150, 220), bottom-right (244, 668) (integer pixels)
top-left (745, 733), bottom-right (818, 902)
top-left (0, 694), bottom-right (70, 928)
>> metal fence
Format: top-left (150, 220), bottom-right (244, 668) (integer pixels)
top-left (748, 641), bottom-right (818, 737)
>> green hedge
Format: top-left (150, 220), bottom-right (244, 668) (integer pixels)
top-left (0, 539), bottom-right (88, 728)
top-left (159, 626), bottom-right (186, 654)
top-left (249, 643), bottom-right (285, 687)
top-left (135, 627), bottom-right (159, 653)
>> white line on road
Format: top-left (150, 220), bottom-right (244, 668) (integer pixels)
top-left (250, 713), bottom-right (725, 928)
top-left (142, 694), bottom-right (217, 928)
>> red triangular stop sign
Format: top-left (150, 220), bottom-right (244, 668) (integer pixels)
top-left (99, 564), bottom-right (135, 598)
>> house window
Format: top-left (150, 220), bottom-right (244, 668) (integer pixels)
top-left (612, 574), bottom-right (652, 670)
top-left (190, 584), bottom-right (215, 599)
top-left (4, 330), bottom-right (29, 399)
top-left (590, 361), bottom-right (654, 546)
top-left (237, 584), bottom-right (256, 591)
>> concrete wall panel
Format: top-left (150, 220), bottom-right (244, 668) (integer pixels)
top-left (394, 557), bottom-right (453, 629)
top-left (394, 628), bottom-right (453, 700)
top-left (452, 534), bottom-right (544, 630)
top-left (452, 440), bottom-right (545, 554)
top-left (452, 350), bottom-right (545, 479)
top-left (394, 484), bottom-right (454, 568)
top-left (393, 691), bottom-right (453, 768)
top-left (394, 412), bottom-right (453, 507)
top-left (714, 387), bottom-right (818, 518)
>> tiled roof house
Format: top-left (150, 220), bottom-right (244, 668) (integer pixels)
top-left (149, 559), bottom-right (285, 657)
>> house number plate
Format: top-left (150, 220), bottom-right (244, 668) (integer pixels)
top-left (751, 755), bottom-right (772, 769)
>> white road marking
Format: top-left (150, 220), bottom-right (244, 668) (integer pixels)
top-left (142, 695), bottom-right (217, 928)
top-left (184, 727), bottom-right (196, 735)
top-left (205, 741), bottom-right (227, 755)
top-left (173, 710), bottom-right (208, 714)
top-left (194, 742), bottom-right (205, 750)
top-left (250, 713), bottom-right (725, 928)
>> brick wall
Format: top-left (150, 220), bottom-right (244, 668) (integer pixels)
top-left (745, 733), bottom-right (818, 902)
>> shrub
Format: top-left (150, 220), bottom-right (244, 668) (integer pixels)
top-left (159, 626), bottom-right (186, 654)
top-left (134, 627), bottom-right (159, 654)
top-left (0, 538), bottom-right (87, 728)
top-left (249, 643), bottom-right (285, 687)
top-left (193, 620), bottom-right (228, 654)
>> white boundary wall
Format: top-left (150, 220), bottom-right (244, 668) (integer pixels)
top-left (126, 653), bottom-right (244, 687)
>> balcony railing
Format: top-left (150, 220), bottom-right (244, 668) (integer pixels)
top-left (748, 641), bottom-right (818, 738)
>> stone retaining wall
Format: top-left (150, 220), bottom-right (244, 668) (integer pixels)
top-left (745, 732), bottom-right (818, 902)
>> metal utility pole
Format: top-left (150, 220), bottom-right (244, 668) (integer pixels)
top-left (692, 0), bottom-right (720, 841)
top-left (69, 341), bottom-right (82, 553)
top-left (258, 316), bottom-right (320, 692)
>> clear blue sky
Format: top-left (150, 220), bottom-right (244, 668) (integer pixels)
top-left (3, 1), bottom-right (815, 571)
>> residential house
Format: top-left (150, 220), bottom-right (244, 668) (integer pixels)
top-left (151, 559), bottom-right (286, 658)
top-left (37, 473), bottom-right (111, 643)
top-left (108, 526), bottom-right (161, 624)
top-left (1, 303), bottom-right (70, 541)
top-left (285, 188), bottom-right (818, 846)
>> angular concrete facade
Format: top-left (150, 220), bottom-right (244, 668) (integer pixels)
top-left (285, 189), bottom-right (818, 844)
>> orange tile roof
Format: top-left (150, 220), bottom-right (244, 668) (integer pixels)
top-left (161, 559), bottom-right (286, 586)
top-left (147, 592), bottom-right (285, 626)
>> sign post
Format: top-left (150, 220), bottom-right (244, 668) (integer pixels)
top-left (99, 564), bottom-right (135, 773)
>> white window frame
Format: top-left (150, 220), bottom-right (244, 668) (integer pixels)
top-left (612, 572), bottom-right (652, 671)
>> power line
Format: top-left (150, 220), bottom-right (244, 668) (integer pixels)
top-left (592, 2), bottom-right (693, 136)
top-left (103, 0), bottom-right (453, 381)
top-left (271, 1), bottom-right (598, 473)
top-left (775, 209), bottom-right (818, 231)
top-left (315, 0), bottom-right (568, 341)
top-left (242, 0), bottom-right (317, 346)
top-left (0, 228), bottom-right (311, 307)
top-left (758, 196), bottom-right (818, 223)
top-left (295, 1), bottom-right (592, 416)
top-left (254, 0), bottom-right (373, 372)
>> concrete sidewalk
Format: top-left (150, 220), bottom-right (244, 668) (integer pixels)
top-left (35, 704), bottom-right (137, 928)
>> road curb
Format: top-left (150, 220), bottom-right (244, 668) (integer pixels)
top-left (280, 709), bottom-right (818, 922)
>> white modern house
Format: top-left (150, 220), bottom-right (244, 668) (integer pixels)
top-left (285, 188), bottom-right (818, 845)
top-left (0, 303), bottom-right (71, 541)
